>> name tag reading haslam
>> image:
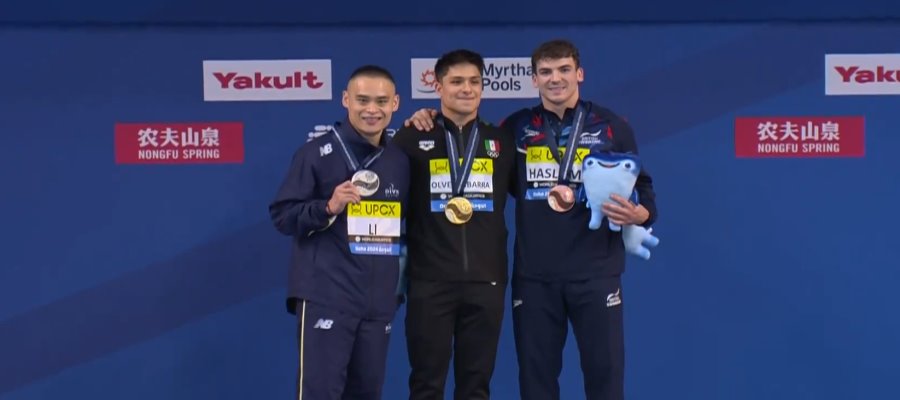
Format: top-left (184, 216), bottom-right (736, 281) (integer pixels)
top-left (524, 146), bottom-right (589, 200)
top-left (347, 201), bottom-right (402, 256)
top-left (429, 158), bottom-right (495, 212)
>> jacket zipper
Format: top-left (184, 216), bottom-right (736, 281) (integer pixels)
top-left (462, 225), bottom-right (469, 274)
top-left (458, 124), bottom-right (470, 275)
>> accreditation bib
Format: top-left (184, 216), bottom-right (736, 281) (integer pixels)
top-left (346, 200), bottom-right (401, 256)
top-left (429, 157), bottom-right (495, 213)
top-left (524, 146), bottom-right (589, 201)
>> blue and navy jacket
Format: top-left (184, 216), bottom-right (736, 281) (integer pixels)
top-left (501, 100), bottom-right (657, 281)
top-left (269, 119), bottom-right (410, 321)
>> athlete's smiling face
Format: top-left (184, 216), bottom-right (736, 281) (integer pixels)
top-left (343, 75), bottom-right (399, 138)
top-left (436, 63), bottom-right (483, 120)
top-left (533, 56), bottom-right (584, 109)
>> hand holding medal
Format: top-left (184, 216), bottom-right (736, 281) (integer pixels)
top-left (326, 181), bottom-right (362, 215)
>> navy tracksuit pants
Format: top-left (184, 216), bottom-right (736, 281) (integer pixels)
top-left (294, 300), bottom-right (394, 400)
top-left (512, 275), bottom-right (625, 400)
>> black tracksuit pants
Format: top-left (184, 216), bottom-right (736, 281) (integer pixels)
top-left (405, 279), bottom-right (506, 400)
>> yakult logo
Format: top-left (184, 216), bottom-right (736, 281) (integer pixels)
top-left (410, 57), bottom-right (538, 99)
top-left (825, 54), bottom-right (900, 95)
top-left (203, 59), bottom-right (332, 101)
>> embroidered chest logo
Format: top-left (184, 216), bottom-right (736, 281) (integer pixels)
top-left (419, 140), bottom-right (435, 151)
top-left (319, 143), bottom-right (333, 156)
top-left (484, 139), bottom-right (500, 158)
top-left (578, 127), bottom-right (607, 146)
top-left (523, 114), bottom-right (546, 146)
top-left (384, 183), bottom-right (400, 198)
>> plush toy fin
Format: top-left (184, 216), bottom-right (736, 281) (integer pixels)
top-left (622, 225), bottom-right (660, 260)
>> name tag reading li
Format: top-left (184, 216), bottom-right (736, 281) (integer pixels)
top-left (346, 200), bottom-right (402, 256)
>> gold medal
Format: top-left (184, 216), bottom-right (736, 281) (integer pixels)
top-left (445, 196), bottom-right (474, 224)
top-left (351, 170), bottom-right (380, 197)
top-left (547, 185), bottom-right (575, 213)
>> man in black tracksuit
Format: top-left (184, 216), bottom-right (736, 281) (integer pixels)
top-left (269, 65), bottom-right (409, 400)
top-left (390, 50), bottom-right (515, 400)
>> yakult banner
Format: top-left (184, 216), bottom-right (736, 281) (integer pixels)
top-left (203, 59), bottom-right (332, 101)
top-left (410, 57), bottom-right (538, 99)
top-left (115, 122), bottom-right (245, 164)
top-left (825, 54), bottom-right (900, 95)
top-left (734, 116), bottom-right (865, 158)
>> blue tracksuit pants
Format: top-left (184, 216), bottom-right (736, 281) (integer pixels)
top-left (294, 300), bottom-right (393, 400)
top-left (512, 276), bottom-right (625, 400)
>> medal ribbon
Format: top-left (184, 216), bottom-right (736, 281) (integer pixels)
top-left (543, 105), bottom-right (586, 185)
top-left (438, 116), bottom-right (481, 197)
top-left (331, 123), bottom-right (385, 173)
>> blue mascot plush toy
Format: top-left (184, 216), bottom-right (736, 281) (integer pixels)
top-left (581, 150), bottom-right (660, 260)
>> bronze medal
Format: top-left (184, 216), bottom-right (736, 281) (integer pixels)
top-left (547, 185), bottom-right (575, 212)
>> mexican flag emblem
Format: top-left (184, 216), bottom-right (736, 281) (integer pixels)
top-left (484, 139), bottom-right (500, 158)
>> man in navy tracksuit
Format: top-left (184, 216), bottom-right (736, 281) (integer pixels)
top-left (269, 65), bottom-right (409, 400)
top-left (502, 39), bottom-right (658, 400)
top-left (403, 40), bottom-right (658, 400)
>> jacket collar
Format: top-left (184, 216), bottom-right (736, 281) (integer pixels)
top-left (537, 99), bottom-right (588, 124)
top-left (435, 114), bottom-right (480, 135)
top-left (333, 118), bottom-right (387, 148)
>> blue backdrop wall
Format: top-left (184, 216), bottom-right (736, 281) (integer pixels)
top-left (2, 2), bottom-right (899, 399)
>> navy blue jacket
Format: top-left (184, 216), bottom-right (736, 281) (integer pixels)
top-left (269, 120), bottom-right (410, 321)
top-left (501, 100), bottom-right (657, 281)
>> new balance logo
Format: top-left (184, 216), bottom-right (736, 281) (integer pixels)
top-left (313, 318), bottom-right (334, 329)
top-left (320, 143), bottom-right (333, 156)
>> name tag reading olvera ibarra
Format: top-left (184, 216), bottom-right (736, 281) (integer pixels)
top-left (428, 158), bottom-right (495, 212)
top-left (346, 201), bottom-right (402, 256)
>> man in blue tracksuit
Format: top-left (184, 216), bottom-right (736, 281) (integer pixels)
top-left (502, 39), bottom-right (657, 400)
top-left (403, 39), bottom-right (658, 400)
top-left (269, 65), bottom-right (409, 400)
